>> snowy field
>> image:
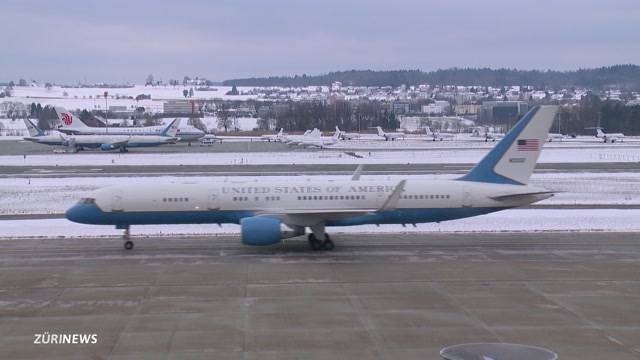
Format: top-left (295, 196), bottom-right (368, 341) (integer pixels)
top-left (1, 172), bottom-right (637, 216)
top-left (1, 209), bottom-right (639, 239)
top-left (2, 145), bottom-right (639, 166)
top-left (8, 85), bottom-right (259, 110)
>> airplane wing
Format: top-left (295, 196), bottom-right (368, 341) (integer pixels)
top-left (257, 180), bottom-right (406, 226)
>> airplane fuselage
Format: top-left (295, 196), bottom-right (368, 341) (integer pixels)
top-left (66, 179), bottom-right (550, 227)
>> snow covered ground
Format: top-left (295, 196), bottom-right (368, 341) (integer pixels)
top-left (1, 209), bottom-right (638, 239)
top-left (0, 172), bottom-right (637, 216)
top-left (2, 145), bottom-right (639, 166)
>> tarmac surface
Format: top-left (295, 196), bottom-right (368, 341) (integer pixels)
top-left (2, 162), bottom-right (639, 178)
top-left (1, 232), bottom-right (640, 359)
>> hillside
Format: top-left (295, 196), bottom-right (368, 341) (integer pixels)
top-left (223, 65), bottom-right (640, 89)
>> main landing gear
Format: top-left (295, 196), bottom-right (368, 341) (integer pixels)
top-left (307, 233), bottom-right (334, 251)
top-left (121, 226), bottom-right (134, 250)
top-left (307, 223), bottom-right (334, 251)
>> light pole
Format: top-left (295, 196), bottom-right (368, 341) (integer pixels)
top-left (104, 91), bottom-right (109, 133)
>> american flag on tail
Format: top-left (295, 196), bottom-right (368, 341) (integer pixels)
top-left (517, 139), bottom-right (539, 151)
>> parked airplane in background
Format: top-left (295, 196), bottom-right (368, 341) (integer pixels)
top-left (261, 128), bottom-right (285, 142)
top-left (26, 118), bottom-right (180, 152)
top-left (55, 107), bottom-right (204, 142)
top-left (66, 106), bottom-right (558, 251)
top-left (376, 126), bottom-right (406, 141)
top-left (547, 133), bottom-right (565, 142)
top-left (335, 126), bottom-right (361, 140)
top-left (297, 129), bottom-right (341, 148)
top-left (23, 119), bottom-right (64, 145)
top-left (283, 129), bottom-right (314, 145)
top-left (594, 127), bottom-right (624, 143)
top-left (425, 127), bottom-right (455, 141)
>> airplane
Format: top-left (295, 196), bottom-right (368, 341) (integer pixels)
top-left (425, 126), bottom-right (455, 141)
top-left (593, 127), bottom-right (624, 143)
top-left (296, 129), bottom-right (341, 148)
top-left (66, 105), bottom-right (558, 251)
top-left (55, 107), bottom-right (204, 142)
top-left (261, 128), bottom-right (285, 142)
top-left (547, 133), bottom-right (565, 142)
top-left (471, 127), bottom-right (505, 142)
top-left (23, 118), bottom-right (65, 145)
top-left (376, 126), bottom-right (406, 141)
top-left (60, 119), bottom-right (180, 152)
top-left (283, 129), bottom-right (314, 145)
top-left (335, 126), bottom-right (361, 140)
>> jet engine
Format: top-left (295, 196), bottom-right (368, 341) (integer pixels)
top-left (100, 143), bottom-right (115, 151)
top-left (240, 216), bottom-right (303, 246)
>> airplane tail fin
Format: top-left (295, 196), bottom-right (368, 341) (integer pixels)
top-left (161, 118), bottom-right (182, 137)
top-left (458, 105), bottom-right (558, 185)
top-left (376, 126), bottom-right (384, 136)
top-left (23, 118), bottom-right (45, 137)
top-left (55, 107), bottom-right (88, 128)
top-left (595, 128), bottom-right (605, 137)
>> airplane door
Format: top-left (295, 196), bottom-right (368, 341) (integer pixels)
top-left (208, 190), bottom-right (219, 210)
top-left (462, 186), bottom-right (472, 207)
top-left (111, 190), bottom-right (124, 212)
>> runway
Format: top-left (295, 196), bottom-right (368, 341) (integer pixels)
top-left (2, 232), bottom-right (640, 359)
top-left (2, 162), bottom-right (640, 178)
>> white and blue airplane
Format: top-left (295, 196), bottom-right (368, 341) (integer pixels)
top-left (24, 118), bottom-right (180, 152)
top-left (66, 106), bottom-right (558, 251)
top-left (56, 107), bottom-right (205, 142)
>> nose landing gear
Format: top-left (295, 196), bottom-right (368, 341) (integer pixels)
top-left (121, 226), bottom-right (134, 250)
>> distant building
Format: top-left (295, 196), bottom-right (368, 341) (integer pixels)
top-left (163, 100), bottom-right (196, 114)
top-left (421, 100), bottom-right (450, 115)
top-left (455, 104), bottom-right (480, 116)
top-left (392, 102), bottom-right (410, 114)
top-left (479, 101), bottom-right (528, 125)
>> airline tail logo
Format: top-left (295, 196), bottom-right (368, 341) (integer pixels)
top-left (62, 113), bottom-right (72, 125)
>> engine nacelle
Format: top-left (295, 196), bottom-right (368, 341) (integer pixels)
top-left (100, 143), bottom-right (115, 151)
top-left (240, 216), bottom-right (282, 246)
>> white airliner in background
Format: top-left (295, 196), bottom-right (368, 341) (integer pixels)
top-left (25, 117), bottom-right (180, 152)
top-left (55, 107), bottom-right (204, 142)
top-left (283, 129), bottom-right (314, 145)
top-left (547, 133), bottom-right (565, 142)
top-left (425, 127), bottom-right (456, 141)
top-left (67, 106), bottom-right (558, 251)
top-left (376, 126), bottom-right (406, 141)
top-left (296, 129), bottom-right (341, 148)
top-left (261, 128), bottom-right (285, 142)
top-left (595, 127), bottom-right (624, 143)
top-left (335, 126), bottom-right (361, 140)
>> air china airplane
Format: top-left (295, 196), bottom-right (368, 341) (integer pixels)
top-left (66, 106), bottom-right (558, 251)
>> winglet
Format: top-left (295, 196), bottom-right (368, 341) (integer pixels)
top-left (351, 164), bottom-right (364, 180)
top-left (378, 180), bottom-right (406, 212)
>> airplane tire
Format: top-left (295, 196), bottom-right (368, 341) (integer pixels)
top-left (124, 241), bottom-right (134, 250)
top-left (322, 236), bottom-right (335, 251)
top-left (307, 234), bottom-right (323, 251)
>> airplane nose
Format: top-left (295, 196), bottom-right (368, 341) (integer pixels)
top-left (65, 204), bottom-right (85, 223)
top-left (65, 203), bottom-right (102, 224)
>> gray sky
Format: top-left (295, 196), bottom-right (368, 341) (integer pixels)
top-left (3, 0), bottom-right (639, 83)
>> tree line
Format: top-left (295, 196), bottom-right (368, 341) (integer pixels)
top-left (224, 65), bottom-right (640, 90)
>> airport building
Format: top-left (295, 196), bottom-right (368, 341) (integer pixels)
top-left (479, 101), bottom-right (528, 125)
top-left (163, 100), bottom-right (197, 115)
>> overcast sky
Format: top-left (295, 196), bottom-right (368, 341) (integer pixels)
top-left (3, 0), bottom-right (639, 83)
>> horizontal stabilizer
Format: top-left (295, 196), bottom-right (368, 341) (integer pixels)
top-left (490, 191), bottom-right (554, 201)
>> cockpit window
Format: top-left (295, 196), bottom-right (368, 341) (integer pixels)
top-left (79, 198), bottom-right (96, 204)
